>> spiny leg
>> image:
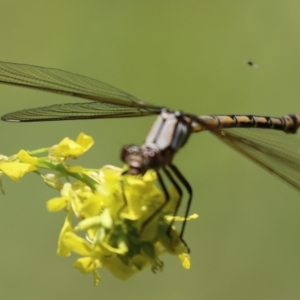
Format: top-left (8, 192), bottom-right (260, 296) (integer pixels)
top-left (162, 167), bottom-right (182, 228)
top-left (163, 166), bottom-right (190, 253)
top-left (117, 170), bottom-right (129, 217)
top-left (169, 164), bottom-right (193, 242)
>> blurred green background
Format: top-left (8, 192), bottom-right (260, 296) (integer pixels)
top-left (1, 1), bottom-right (300, 299)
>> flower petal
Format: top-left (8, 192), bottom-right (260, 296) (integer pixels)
top-left (0, 162), bottom-right (36, 181)
top-left (75, 132), bottom-right (94, 152)
top-left (62, 232), bottom-right (92, 256)
top-left (57, 216), bottom-right (73, 257)
top-left (179, 253), bottom-right (191, 269)
top-left (46, 196), bottom-right (68, 212)
top-left (73, 257), bottom-right (96, 274)
top-left (51, 133), bottom-right (94, 159)
top-left (17, 150), bottom-right (39, 165)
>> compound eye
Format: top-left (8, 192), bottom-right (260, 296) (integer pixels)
top-left (120, 146), bottom-right (128, 162)
top-left (120, 145), bottom-right (133, 162)
top-left (120, 145), bottom-right (140, 162)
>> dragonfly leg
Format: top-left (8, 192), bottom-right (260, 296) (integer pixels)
top-left (163, 166), bottom-right (190, 253)
top-left (169, 164), bottom-right (193, 245)
top-left (117, 170), bottom-right (129, 217)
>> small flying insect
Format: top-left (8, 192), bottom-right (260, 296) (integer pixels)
top-left (243, 60), bottom-right (259, 68)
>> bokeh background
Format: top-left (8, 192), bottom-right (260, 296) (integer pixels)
top-left (0, 1), bottom-right (300, 299)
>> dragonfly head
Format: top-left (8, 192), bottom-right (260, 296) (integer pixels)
top-left (121, 144), bottom-right (162, 175)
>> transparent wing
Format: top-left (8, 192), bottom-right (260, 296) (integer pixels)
top-left (0, 61), bottom-right (162, 122)
top-left (1, 102), bottom-right (160, 122)
top-left (210, 127), bottom-right (300, 191)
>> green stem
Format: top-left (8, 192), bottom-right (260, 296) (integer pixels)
top-left (28, 148), bottom-right (50, 155)
top-left (37, 158), bottom-right (99, 191)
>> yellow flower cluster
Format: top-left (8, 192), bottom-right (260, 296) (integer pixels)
top-left (0, 133), bottom-right (196, 285)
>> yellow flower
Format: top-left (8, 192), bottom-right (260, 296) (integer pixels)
top-left (48, 165), bottom-right (195, 285)
top-left (0, 161), bottom-right (36, 181)
top-left (46, 183), bottom-right (72, 212)
top-left (17, 150), bottom-right (39, 165)
top-left (179, 253), bottom-right (191, 269)
top-left (50, 132), bottom-right (94, 160)
top-left (57, 215), bottom-right (73, 257)
top-left (73, 257), bottom-right (102, 285)
top-left (0, 150), bottom-right (38, 182)
top-left (0, 132), bottom-right (197, 285)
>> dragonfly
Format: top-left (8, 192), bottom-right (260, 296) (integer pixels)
top-left (1, 61), bottom-right (300, 251)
